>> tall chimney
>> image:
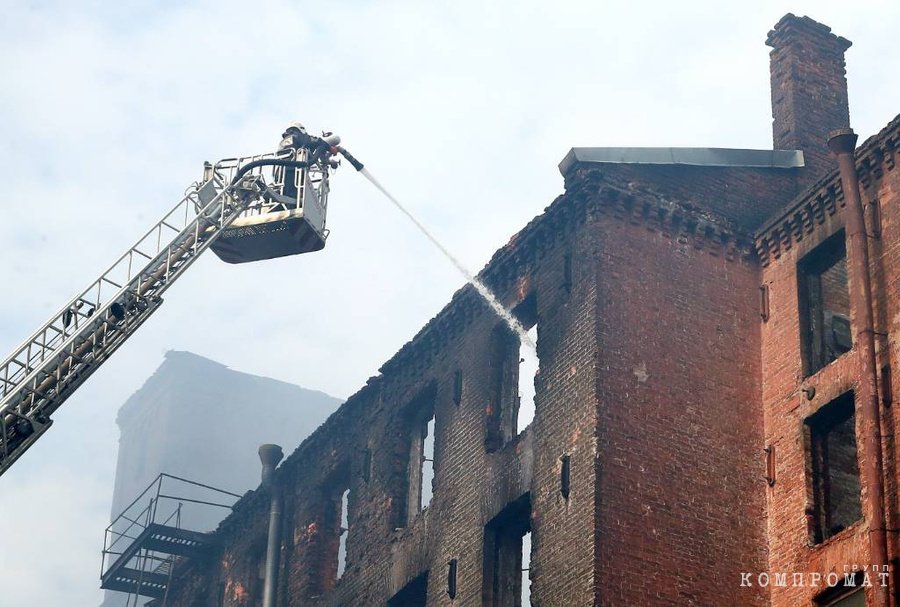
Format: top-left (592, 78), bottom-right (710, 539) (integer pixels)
top-left (766, 14), bottom-right (852, 182)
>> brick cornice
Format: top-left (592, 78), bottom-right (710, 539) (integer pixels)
top-left (755, 113), bottom-right (900, 266)
top-left (565, 171), bottom-right (755, 261)
top-left (375, 171), bottom-right (756, 385)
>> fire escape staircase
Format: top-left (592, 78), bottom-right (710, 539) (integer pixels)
top-left (101, 473), bottom-right (241, 602)
top-left (101, 523), bottom-right (211, 598)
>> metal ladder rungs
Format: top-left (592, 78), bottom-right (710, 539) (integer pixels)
top-left (159, 220), bottom-right (181, 233)
top-left (131, 247), bottom-right (153, 260)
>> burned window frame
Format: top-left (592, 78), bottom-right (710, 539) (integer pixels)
top-left (392, 386), bottom-right (438, 528)
top-left (485, 294), bottom-right (539, 452)
top-left (410, 411), bottom-right (436, 515)
top-left (306, 464), bottom-right (352, 593)
top-left (805, 392), bottom-right (862, 544)
top-left (797, 231), bottom-right (852, 377)
top-left (482, 494), bottom-right (532, 607)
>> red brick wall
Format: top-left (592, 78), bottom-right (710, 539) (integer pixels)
top-left (869, 143), bottom-right (900, 604)
top-left (590, 207), bottom-right (768, 606)
top-left (757, 126), bottom-right (898, 606)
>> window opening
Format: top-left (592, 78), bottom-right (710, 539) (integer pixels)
top-left (798, 232), bottom-right (851, 376)
top-left (337, 488), bottom-right (350, 579)
top-left (488, 294), bottom-right (540, 450)
top-left (806, 393), bottom-right (862, 543)
top-left (401, 389), bottom-right (437, 525)
top-left (521, 531), bottom-right (532, 607)
top-left (517, 325), bottom-right (538, 433)
top-left (420, 415), bottom-right (435, 511)
top-left (482, 495), bottom-right (531, 607)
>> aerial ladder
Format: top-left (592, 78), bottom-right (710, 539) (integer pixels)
top-left (0, 124), bottom-right (364, 477)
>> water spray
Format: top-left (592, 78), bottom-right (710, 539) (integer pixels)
top-left (337, 147), bottom-right (535, 350)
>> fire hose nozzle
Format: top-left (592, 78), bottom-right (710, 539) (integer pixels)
top-left (337, 146), bottom-right (365, 172)
top-left (321, 133), bottom-right (341, 147)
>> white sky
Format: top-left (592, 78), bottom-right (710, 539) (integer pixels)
top-left (0, 1), bottom-right (897, 604)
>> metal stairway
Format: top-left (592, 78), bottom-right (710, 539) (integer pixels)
top-left (101, 524), bottom-right (208, 599)
top-left (101, 473), bottom-right (241, 603)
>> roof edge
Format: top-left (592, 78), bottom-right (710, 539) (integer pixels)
top-left (559, 147), bottom-right (804, 176)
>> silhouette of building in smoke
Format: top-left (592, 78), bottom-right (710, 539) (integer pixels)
top-left (101, 351), bottom-right (339, 607)
top-left (148, 15), bottom-right (900, 607)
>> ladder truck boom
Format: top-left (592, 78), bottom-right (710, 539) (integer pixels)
top-left (0, 132), bottom-right (354, 478)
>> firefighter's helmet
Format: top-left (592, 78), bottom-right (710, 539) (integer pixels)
top-left (282, 121), bottom-right (307, 137)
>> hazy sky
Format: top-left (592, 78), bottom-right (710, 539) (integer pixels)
top-left (1, 1), bottom-right (898, 604)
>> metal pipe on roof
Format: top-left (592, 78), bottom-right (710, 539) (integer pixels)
top-left (259, 444), bottom-right (284, 607)
top-left (827, 129), bottom-right (890, 607)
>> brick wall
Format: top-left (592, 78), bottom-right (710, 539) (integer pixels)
top-left (572, 181), bottom-right (769, 606)
top-left (756, 116), bottom-right (899, 606)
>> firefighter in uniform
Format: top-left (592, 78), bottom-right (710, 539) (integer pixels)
top-left (278, 121), bottom-right (332, 202)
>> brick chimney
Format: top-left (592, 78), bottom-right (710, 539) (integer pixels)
top-left (767, 14), bottom-right (851, 182)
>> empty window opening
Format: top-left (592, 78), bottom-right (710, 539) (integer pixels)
top-left (314, 465), bottom-right (351, 593)
top-left (388, 571), bottom-right (428, 607)
top-left (521, 531), bottom-right (532, 607)
top-left (517, 324), bottom-right (539, 433)
top-left (402, 389), bottom-right (437, 525)
top-left (806, 392), bottom-right (862, 544)
top-left (420, 415), bottom-right (435, 511)
top-left (337, 488), bottom-right (350, 579)
top-left (487, 294), bottom-right (539, 451)
top-left (482, 494), bottom-right (531, 607)
top-left (799, 232), bottom-right (852, 376)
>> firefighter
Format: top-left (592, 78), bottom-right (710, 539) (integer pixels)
top-left (278, 121), bottom-right (312, 202)
top-left (277, 121), bottom-right (335, 202)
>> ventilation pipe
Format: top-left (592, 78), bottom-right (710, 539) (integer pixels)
top-left (259, 444), bottom-right (284, 607)
top-left (827, 129), bottom-right (889, 607)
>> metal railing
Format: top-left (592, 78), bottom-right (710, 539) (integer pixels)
top-left (211, 148), bottom-right (330, 222)
top-left (101, 473), bottom-right (242, 605)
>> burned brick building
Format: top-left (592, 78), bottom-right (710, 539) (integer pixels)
top-left (146, 14), bottom-right (899, 607)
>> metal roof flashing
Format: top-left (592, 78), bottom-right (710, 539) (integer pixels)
top-left (558, 147), bottom-right (804, 176)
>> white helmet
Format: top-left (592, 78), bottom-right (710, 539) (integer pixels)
top-left (282, 121), bottom-right (307, 137)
